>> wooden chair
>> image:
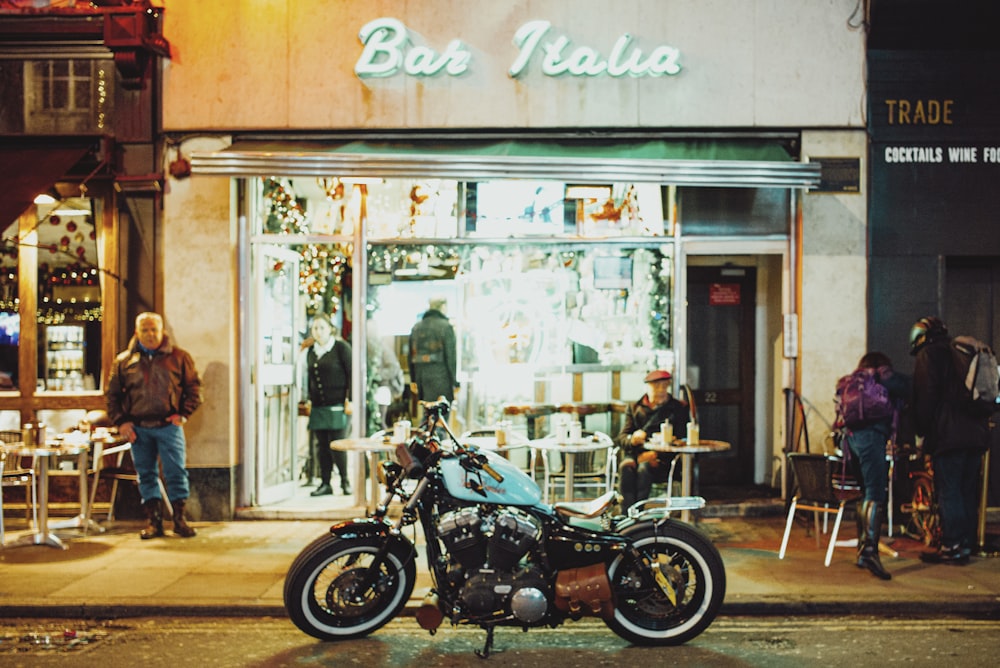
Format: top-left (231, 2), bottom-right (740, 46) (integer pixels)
top-left (778, 452), bottom-right (862, 566)
top-left (1, 430), bottom-right (37, 545)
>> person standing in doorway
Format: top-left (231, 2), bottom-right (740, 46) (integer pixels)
top-left (910, 316), bottom-right (991, 565)
top-left (408, 296), bottom-right (459, 404)
top-left (106, 312), bottom-right (203, 539)
top-left (301, 314), bottom-right (353, 496)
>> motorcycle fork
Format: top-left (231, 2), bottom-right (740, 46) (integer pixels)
top-left (356, 480), bottom-right (427, 595)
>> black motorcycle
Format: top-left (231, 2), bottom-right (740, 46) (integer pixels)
top-left (284, 400), bottom-right (726, 657)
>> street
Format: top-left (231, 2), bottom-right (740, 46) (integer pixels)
top-left (1, 615), bottom-right (996, 667)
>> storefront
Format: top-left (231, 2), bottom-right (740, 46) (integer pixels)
top-left (165, 1), bottom-right (867, 519)
top-left (0, 2), bottom-right (168, 507)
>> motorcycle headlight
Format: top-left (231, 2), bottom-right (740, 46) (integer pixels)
top-left (379, 460), bottom-right (403, 485)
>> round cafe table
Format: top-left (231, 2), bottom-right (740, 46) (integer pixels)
top-left (2, 441), bottom-right (90, 549)
top-left (644, 438), bottom-right (731, 521)
top-left (330, 436), bottom-right (397, 512)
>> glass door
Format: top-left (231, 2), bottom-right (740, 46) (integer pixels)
top-left (253, 244), bottom-right (302, 505)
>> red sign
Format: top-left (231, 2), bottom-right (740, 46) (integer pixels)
top-left (709, 282), bottom-right (741, 306)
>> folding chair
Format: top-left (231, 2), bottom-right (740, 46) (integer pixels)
top-left (778, 452), bottom-right (862, 567)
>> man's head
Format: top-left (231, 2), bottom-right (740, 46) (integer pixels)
top-left (135, 312), bottom-right (164, 350)
top-left (429, 296), bottom-right (448, 314)
top-left (909, 316), bottom-right (948, 355)
top-left (643, 369), bottom-right (672, 403)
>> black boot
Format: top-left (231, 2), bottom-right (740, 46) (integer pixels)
top-left (857, 500), bottom-right (892, 580)
top-left (333, 450), bottom-right (351, 495)
top-left (919, 543), bottom-right (969, 565)
top-left (140, 498), bottom-right (165, 540)
top-left (172, 499), bottom-right (197, 538)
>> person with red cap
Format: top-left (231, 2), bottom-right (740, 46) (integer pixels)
top-left (615, 369), bottom-right (690, 510)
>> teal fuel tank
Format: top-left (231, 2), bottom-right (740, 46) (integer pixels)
top-left (439, 447), bottom-right (543, 506)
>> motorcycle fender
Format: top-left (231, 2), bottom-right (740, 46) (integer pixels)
top-left (614, 516), bottom-right (685, 538)
top-left (328, 518), bottom-right (413, 554)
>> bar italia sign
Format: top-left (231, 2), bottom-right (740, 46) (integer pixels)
top-left (354, 18), bottom-right (682, 79)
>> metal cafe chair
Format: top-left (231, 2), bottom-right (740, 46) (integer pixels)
top-left (778, 452), bottom-right (863, 567)
top-left (541, 430), bottom-right (618, 503)
top-left (1, 430), bottom-right (38, 545)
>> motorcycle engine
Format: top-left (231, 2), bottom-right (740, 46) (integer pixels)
top-left (437, 507), bottom-right (549, 622)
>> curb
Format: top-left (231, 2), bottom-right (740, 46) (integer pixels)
top-left (3, 598), bottom-right (998, 621)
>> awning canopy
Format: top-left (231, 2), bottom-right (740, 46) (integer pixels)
top-left (1, 136), bottom-right (104, 229)
top-left (191, 138), bottom-right (821, 189)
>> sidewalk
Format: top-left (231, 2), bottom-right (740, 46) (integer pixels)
top-left (2, 504), bottom-right (999, 620)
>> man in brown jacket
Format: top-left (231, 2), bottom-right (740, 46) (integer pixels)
top-left (106, 312), bottom-right (203, 539)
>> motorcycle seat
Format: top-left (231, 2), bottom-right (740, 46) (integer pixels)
top-left (553, 490), bottom-right (619, 519)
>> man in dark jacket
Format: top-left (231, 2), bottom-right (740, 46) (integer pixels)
top-left (106, 312), bottom-right (203, 540)
top-left (616, 370), bottom-right (690, 510)
top-left (408, 297), bottom-right (458, 403)
top-left (910, 316), bottom-right (991, 564)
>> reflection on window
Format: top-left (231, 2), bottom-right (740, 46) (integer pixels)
top-left (16, 59), bottom-right (114, 134)
top-left (0, 224), bottom-right (17, 389)
top-left (35, 197), bottom-right (101, 392)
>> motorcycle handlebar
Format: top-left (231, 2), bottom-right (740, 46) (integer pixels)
top-left (480, 461), bottom-right (504, 483)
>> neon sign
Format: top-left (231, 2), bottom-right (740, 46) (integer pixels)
top-left (354, 18), bottom-right (682, 80)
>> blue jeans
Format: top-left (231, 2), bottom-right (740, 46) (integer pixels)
top-left (933, 449), bottom-right (983, 549)
top-left (131, 424), bottom-right (190, 503)
top-left (846, 427), bottom-right (889, 504)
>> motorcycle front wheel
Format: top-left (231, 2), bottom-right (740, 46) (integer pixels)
top-left (284, 533), bottom-right (417, 641)
top-left (605, 521), bottom-right (726, 646)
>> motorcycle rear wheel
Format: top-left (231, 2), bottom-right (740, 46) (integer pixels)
top-left (284, 533), bottom-right (416, 641)
top-left (605, 521), bottom-right (726, 646)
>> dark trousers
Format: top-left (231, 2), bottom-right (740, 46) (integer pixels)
top-left (619, 454), bottom-right (674, 509)
top-left (313, 428), bottom-right (349, 488)
top-left (933, 449), bottom-right (983, 549)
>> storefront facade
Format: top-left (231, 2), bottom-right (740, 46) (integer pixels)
top-left (0, 2), bottom-right (169, 515)
top-left (163, 0), bottom-right (867, 519)
top-left (866, 2), bottom-right (1000, 505)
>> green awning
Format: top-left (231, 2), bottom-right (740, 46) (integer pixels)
top-left (191, 138), bottom-right (820, 189)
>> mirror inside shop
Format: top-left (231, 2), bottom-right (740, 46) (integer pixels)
top-left (259, 176), bottom-right (677, 435)
top-left (0, 193), bottom-right (101, 393)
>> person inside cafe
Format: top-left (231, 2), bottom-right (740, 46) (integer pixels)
top-left (299, 313), bottom-right (353, 497)
top-left (616, 369), bottom-right (689, 511)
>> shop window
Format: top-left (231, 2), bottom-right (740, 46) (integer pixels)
top-left (0, 58), bottom-right (114, 135)
top-left (679, 187), bottom-right (789, 236)
top-left (35, 196), bottom-right (102, 392)
top-left (367, 242), bottom-right (673, 429)
top-left (257, 176), bottom-right (460, 240)
top-left (255, 176), bottom-right (669, 241)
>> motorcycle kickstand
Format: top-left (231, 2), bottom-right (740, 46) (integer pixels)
top-left (475, 626), bottom-right (495, 659)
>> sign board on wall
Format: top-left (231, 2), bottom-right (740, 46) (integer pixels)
top-left (812, 157), bottom-right (861, 193)
top-left (162, 0), bottom-right (868, 131)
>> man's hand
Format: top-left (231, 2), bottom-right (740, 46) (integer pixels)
top-left (120, 421), bottom-right (137, 443)
top-left (631, 429), bottom-right (647, 446)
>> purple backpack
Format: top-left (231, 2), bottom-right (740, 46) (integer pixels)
top-left (835, 367), bottom-right (894, 429)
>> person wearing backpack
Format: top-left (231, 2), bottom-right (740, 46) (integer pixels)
top-left (838, 352), bottom-right (911, 580)
top-left (910, 316), bottom-right (992, 565)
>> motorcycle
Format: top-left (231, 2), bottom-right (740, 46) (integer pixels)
top-left (284, 399), bottom-right (726, 657)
